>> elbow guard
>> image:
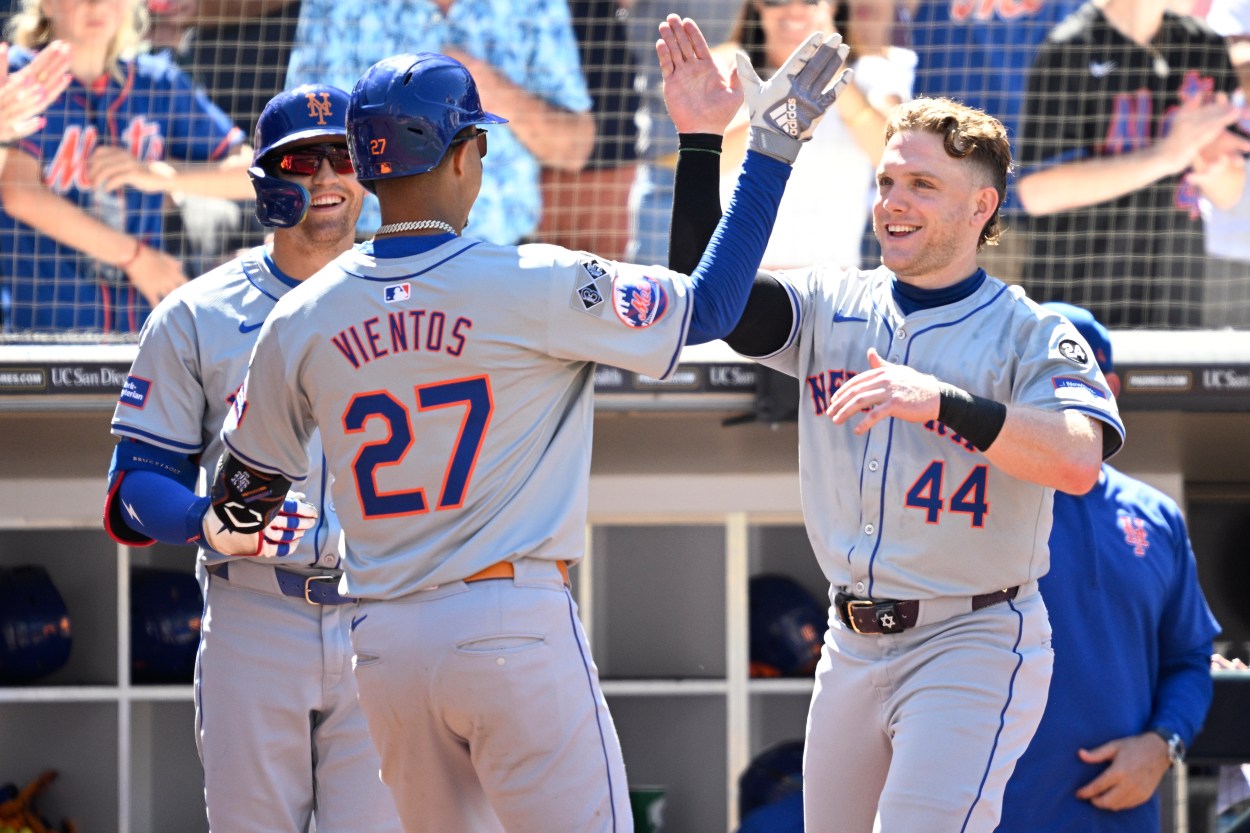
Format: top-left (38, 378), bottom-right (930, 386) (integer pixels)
top-left (207, 452), bottom-right (293, 534)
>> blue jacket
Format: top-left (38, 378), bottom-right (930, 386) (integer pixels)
top-left (1000, 465), bottom-right (1219, 832)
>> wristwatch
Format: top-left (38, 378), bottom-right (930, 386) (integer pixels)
top-left (1152, 726), bottom-right (1186, 766)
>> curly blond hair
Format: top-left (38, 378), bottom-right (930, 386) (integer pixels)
top-left (884, 98), bottom-right (1013, 250)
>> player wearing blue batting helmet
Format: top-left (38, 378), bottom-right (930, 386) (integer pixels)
top-left (249, 84), bottom-right (353, 227)
top-left (346, 52), bottom-right (507, 191)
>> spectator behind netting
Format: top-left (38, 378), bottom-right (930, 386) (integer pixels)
top-left (0, 0), bottom-right (254, 335)
top-left (623, 0), bottom-right (733, 267)
top-left (0, 40), bottom-right (72, 171)
top-left (147, 0), bottom-right (305, 274)
top-left (1196, 0), bottom-right (1250, 329)
top-left (534, 0), bottom-right (640, 261)
top-left (713, 0), bottom-right (915, 272)
top-left (1015, 0), bottom-right (1248, 329)
top-left (899, 0), bottom-right (1084, 284)
top-left (285, 0), bottom-right (594, 244)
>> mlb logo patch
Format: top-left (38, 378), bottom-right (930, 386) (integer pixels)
top-left (119, 375), bottom-right (152, 409)
top-left (613, 274), bottom-right (669, 329)
top-left (385, 283), bottom-right (411, 303)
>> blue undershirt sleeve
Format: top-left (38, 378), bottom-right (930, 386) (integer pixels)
top-left (118, 470), bottom-right (211, 546)
top-left (685, 150), bottom-right (790, 345)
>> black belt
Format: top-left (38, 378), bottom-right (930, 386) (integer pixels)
top-left (207, 562), bottom-right (356, 605)
top-left (834, 586), bottom-right (1020, 635)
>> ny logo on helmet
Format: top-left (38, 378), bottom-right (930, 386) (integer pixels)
top-left (305, 92), bottom-right (334, 125)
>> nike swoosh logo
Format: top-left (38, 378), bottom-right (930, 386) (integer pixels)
top-left (833, 312), bottom-right (863, 323)
top-left (238, 320), bottom-right (264, 334)
top-left (351, 614), bottom-right (368, 631)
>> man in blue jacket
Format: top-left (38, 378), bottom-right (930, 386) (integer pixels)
top-left (999, 302), bottom-right (1221, 832)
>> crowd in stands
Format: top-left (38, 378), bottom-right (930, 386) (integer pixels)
top-left (0, 0), bottom-right (1248, 335)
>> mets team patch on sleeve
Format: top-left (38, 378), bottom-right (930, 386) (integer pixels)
top-left (119, 375), bottom-right (152, 409)
top-left (1052, 376), bottom-right (1108, 403)
top-left (613, 273), bottom-right (669, 329)
top-left (570, 258), bottom-right (612, 316)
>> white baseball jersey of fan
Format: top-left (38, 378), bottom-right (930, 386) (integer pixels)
top-left (111, 247), bottom-right (340, 570)
top-left (754, 265), bottom-right (1125, 599)
top-left (221, 239), bottom-right (692, 598)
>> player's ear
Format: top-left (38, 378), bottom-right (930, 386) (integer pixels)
top-left (972, 185), bottom-right (1000, 229)
top-left (449, 138), bottom-right (473, 178)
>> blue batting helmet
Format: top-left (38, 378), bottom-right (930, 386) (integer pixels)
top-left (347, 52), bottom-right (506, 190)
top-left (248, 84), bottom-right (352, 228)
top-left (131, 567), bottom-right (202, 684)
top-left (749, 575), bottom-right (825, 679)
top-left (0, 565), bottom-right (72, 684)
top-left (739, 739), bottom-right (805, 820)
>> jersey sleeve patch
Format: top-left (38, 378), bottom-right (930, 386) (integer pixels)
top-left (1053, 375), bottom-right (1108, 403)
top-left (612, 273), bottom-right (670, 329)
top-left (1056, 338), bottom-right (1091, 367)
top-left (118, 375), bottom-right (153, 409)
top-left (570, 257), bottom-right (612, 317)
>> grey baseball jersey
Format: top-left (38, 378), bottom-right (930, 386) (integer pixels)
top-left (751, 264), bottom-right (1124, 833)
top-left (754, 265), bottom-right (1124, 600)
top-left (110, 247), bottom-right (400, 833)
top-left (221, 239), bottom-right (693, 598)
top-left (221, 236), bottom-right (696, 831)
top-left (111, 246), bottom-right (339, 571)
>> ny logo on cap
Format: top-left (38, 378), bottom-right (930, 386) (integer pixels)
top-left (305, 92), bottom-right (334, 125)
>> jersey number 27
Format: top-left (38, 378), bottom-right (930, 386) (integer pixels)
top-left (343, 375), bottom-right (493, 518)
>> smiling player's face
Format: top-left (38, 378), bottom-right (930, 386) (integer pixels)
top-left (872, 130), bottom-right (994, 289)
top-left (276, 138), bottom-right (366, 245)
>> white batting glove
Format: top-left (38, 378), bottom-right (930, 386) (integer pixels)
top-left (201, 492), bottom-right (318, 558)
top-left (737, 31), bottom-right (852, 164)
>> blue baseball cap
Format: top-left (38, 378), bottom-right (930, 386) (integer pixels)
top-left (1041, 302), bottom-right (1113, 374)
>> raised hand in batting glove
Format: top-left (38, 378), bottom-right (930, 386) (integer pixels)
top-left (202, 491), bottom-right (317, 558)
top-left (738, 31), bottom-right (852, 165)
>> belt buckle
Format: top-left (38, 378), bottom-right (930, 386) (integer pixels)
top-left (844, 599), bottom-right (876, 635)
top-left (304, 574), bottom-right (338, 605)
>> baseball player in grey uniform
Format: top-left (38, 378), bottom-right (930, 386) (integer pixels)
top-left (665, 70), bottom-right (1128, 830)
top-left (104, 86), bottom-right (402, 833)
top-left (208, 25), bottom-right (851, 833)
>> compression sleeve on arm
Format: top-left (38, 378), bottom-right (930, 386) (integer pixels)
top-left (117, 470), bottom-right (212, 545)
top-left (685, 149), bottom-right (791, 345)
top-left (669, 133), bottom-right (724, 276)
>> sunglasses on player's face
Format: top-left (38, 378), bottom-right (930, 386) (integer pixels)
top-left (448, 128), bottom-right (489, 159)
top-left (276, 143), bottom-right (354, 176)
